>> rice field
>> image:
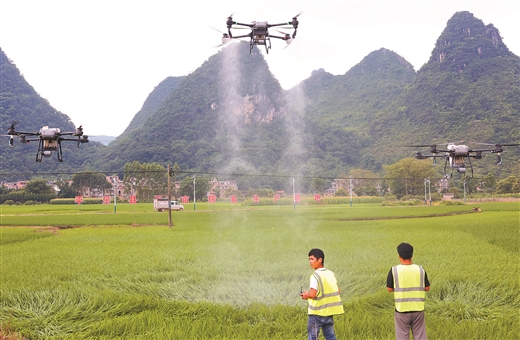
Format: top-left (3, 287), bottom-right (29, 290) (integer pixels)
top-left (1, 202), bottom-right (519, 339)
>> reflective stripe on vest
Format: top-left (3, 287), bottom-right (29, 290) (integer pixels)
top-left (308, 269), bottom-right (344, 316)
top-left (392, 264), bottom-right (426, 312)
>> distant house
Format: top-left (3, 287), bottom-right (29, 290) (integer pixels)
top-left (210, 178), bottom-right (238, 198)
top-left (436, 178), bottom-right (449, 193)
top-left (1, 181), bottom-right (28, 190)
top-left (105, 175), bottom-right (125, 198)
top-left (324, 179), bottom-right (353, 197)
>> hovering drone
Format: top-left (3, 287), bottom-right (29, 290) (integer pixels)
top-left (2, 123), bottom-right (89, 162)
top-left (408, 142), bottom-right (520, 178)
top-left (216, 13), bottom-right (301, 53)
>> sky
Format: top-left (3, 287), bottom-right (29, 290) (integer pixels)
top-left (0, 0), bottom-right (518, 137)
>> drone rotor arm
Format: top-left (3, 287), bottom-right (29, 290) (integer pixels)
top-left (230, 33), bottom-right (252, 39)
top-left (232, 22), bottom-right (253, 28)
top-left (269, 34), bottom-right (288, 40)
top-left (14, 131), bottom-right (39, 136)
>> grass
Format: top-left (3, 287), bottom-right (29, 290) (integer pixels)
top-left (1, 202), bottom-right (518, 339)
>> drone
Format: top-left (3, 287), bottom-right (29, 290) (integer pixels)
top-left (216, 13), bottom-right (301, 53)
top-left (408, 142), bottom-right (520, 178)
top-left (2, 123), bottom-right (89, 162)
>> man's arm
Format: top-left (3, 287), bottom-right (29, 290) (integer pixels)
top-left (301, 288), bottom-right (317, 300)
top-left (387, 268), bottom-right (394, 292)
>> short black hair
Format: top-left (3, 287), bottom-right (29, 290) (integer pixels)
top-left (309, 248), bottom-right (325, 265)
top-left (397, 243), bottom-right (414, 260)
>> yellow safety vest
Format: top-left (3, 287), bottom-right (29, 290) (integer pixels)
top-left (308, 269), bottom-right (345, 316)
top-left (392, 264), bottom-right (427, 312)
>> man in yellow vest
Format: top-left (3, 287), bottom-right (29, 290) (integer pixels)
top-left (301, 248), bottom-right (344, 340)
top-left (387, 242), bottom-right (430, 340)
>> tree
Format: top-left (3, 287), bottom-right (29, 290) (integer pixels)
top-left (24, 179), bottom-right (53, 195)
top-left (246, 187), bottom-right (275, 198)
top-left (123, 161), bottom-right (167, 201)
top-left (71, 171), bottom-right (111, 196)
top-left (348, 169), bottom-right (380, 196)
top-left (495, 176), bottom-right (520, 194)
top-left (310, 178), bottom-right (327, 194)
top-left (178, 176), bottom-right (212, 202)
top-left (383, 158), bottom-right (437, 198)
top-left (479, 174), bottom-right (497, 194)
top-left (57, 180), bottom-right (78, 198)
top-left (335, 187), bottom-right (349, 196)
top-left (224, 187), bottom-right (243, 199)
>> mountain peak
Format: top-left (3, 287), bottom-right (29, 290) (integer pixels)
top-left (426, 11), bottom-right (514, 72)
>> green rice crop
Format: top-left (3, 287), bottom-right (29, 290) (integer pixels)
top-left (1, 202), bottom-right (518, 339)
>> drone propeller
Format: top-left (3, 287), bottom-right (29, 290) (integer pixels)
top-left (75, 125), bottom-right (83, 136)
top-left (275, 29), bottom-right (293, 45)
top-left (414, 151), bottom-right (427, 160)
top-left (226, 13), bottom-right (236, 28)
top-left (7, 121), bottom-right (18, 135)
top-left (405, 144), bottom-right (439, 154)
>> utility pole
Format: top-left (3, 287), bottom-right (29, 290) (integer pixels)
top-left (167, 165), bottom-right (172, 228)
top-left (463, 179), bottom-right (467, 203)
top-left (349, 176), bottom-right (353, 207)
top-left (193, 175), bottom-right (196, 211)
top-left (113, 174), bottom-right (117, 213)
top-left (291, 177), bottom-right (295, 209)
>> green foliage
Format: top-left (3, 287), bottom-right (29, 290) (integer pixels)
top-left (49, 198), bottom-right (103, 204)
top-left (384, 158), bottom-right (437, 198)
top-left (310, 178), bottom-right (327, 193)
top-left (439, 200), bottom-right (466, 206)
top-left (56, 180), bottom-right (78, 198)
top-left (178, 176), bottom-right (212, 202)
top-left (71, 171), bottom-right (111, 196)
top-left (495, 176), bottom-right (520, 194)
top-left (24, 179), bottom-right (53, 194)
top-left (23, 200), bottom-right (39, 205)
top-left (123, 161), bottom-right (167, 201)
top-left (334, 187), bottom-right (349, 196)
top-left (0, 191), bottom-right (56, 204)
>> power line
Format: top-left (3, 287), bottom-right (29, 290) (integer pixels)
top-left (0, 168), bottom-right (503, 182)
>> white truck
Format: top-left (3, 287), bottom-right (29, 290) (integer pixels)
top-left (153, 198), bottom-right (184, 212)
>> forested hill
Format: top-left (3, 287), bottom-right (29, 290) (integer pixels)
top-left (83, 11), bottom-right (520, 181)
top-left (296, 48), bottom-right (417, 171)
top-left (118, 76), bottom-right (184, 138)
top-left (0, 48), bottom-right (101, 179)
top-left (367, 11), bottom-right (520, 174)
top-left (2, 11), bottom-right (519, 183)
top-left (90, 42), bottom-right (289, 175)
